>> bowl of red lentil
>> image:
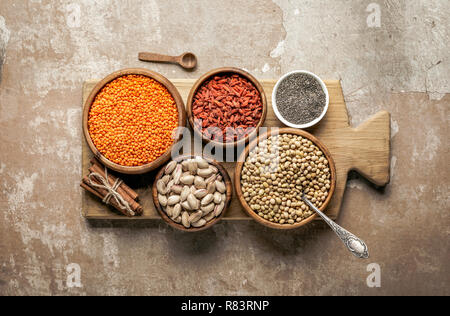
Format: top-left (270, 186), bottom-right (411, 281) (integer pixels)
top-left (186, 67), bottom-right (267, 147)
top-left (83, 68), bottom-right (186, 174)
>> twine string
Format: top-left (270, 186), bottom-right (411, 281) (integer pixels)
top-left (88, 168), bottom-right (135, 216)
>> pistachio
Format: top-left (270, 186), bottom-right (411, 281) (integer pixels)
top-left (181, 160), bottom-right (190, 172)
top-left (194, 189), bottom-right (208, 199)
top-left (194, 176), bottom-right (206, 189)
top-left (167, 195), bottom-right (180, 206)
top-left (187, 194), bottom-right (199, 210)
top-left (161, 175), bottom-right (171, 185)
top-left (156, 179), bottom-right (167, 195)
top-left (166, 206), bottom-right (174, 217)
top-left (158, 194), bottom-right (168, 207)
top-left (181, 201), bottom-right (192, 211)
top-left (213, 192), bottom-right (222, 204)
top-left (188, 161), bottom-right (198, 174)
top-left (201, 203), bottom-right (215, 214)
top-left (180, 175), bottom-right (195, 185)
top-left (182, 171), bottom-right (191, 178)
top-left (195, 158), bottom-right (209, 169)
top-left (181, 186), bottom-right (190, 202)
top-left (214, 202), bottom-right (225, 217)
top-left (165, 161), bottom-right (177, 175)
top-left (203, 211), bottom-right (215, 222)
top-left (189, 210), bottom-right (203, 223)
top-left (171, 185), bottom-right (183, 195)
top-left (209, 165), bottom-right (218, 174)
top-left (181, 211), bottom-right (190, 228)
top-left (173, 165), bottom-right (182, 184)
top-left (191, 219), bottom-right (207, 228)
top-left (201, 194), bottom-right (214, 206)
top-left (172, 204), bottom-right (181, 218)
top-left (197, 168), bottom-right (213, 178)
top-left (207, 181), bottom-right (216, 194)
top-left (215, 181), bottom-right (226, 193)
top-left (205, 174), bottom-right (216, 185)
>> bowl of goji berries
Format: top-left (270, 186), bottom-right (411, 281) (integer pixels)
top-left (83, 68), bottom-right (186, 174)
top-left (187, 67), bottom-right (267, 147)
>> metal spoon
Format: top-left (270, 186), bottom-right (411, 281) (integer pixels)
top-left (138, 52), bottom-right (197, 70)
top-left (301, 194), bottom-right (369, 259)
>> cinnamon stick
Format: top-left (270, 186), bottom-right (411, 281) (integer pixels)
top-left (83, 175), bottom-right (143, 216)
top-left (90, 157), bottom-right (139, 201)
top-left (89, 164), bottom-right (136, 207)
top-left (80, 182), bottom-right (104, 200)
top-left (81, 180), bottom-right (134, 217)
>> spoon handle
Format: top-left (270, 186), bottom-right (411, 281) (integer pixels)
top-left (138, 52), bottom-right (177, 64)
top-left (301, 195), bottom-right (370, 259)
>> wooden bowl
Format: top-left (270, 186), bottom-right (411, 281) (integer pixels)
top-left (186, 67), bottom-right (267, 148)
top-left (82, 68), bottom-right (186, 175)
top-left (152, 155), bottom-right (233, 232)
top-left (234, 128), bottom-right (336, 230)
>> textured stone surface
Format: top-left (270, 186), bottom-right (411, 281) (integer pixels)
top-left (0, 0), bottom-right (449, 296)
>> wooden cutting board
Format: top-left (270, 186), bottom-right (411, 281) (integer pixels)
top-left (81, 79), bottom-right (390, 220)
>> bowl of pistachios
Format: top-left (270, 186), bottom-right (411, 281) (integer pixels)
top-left (152, 155), bottom-right (233, 232)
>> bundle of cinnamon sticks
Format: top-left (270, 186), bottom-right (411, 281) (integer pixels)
top-left (80, 157), bottom-right (143, 217)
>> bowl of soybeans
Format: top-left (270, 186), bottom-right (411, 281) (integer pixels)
top-left (235, 128), bottom-right (336, 229)
top-left (83, 68), bottom-right (186, 174)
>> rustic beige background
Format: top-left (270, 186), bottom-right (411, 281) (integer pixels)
top-left (0, 0), bottom-right (449, 296)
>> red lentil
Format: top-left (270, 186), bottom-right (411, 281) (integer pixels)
top-left (88, 75), bottom-right (178, 166)
top-left (192, 74), bottom-right (263, 143)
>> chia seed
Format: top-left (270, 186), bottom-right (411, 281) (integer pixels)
top-left (275, 73), bottom-right (326, 125)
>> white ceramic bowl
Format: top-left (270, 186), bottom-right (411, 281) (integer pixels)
top-left (272, 70), bottom-right (329, 129)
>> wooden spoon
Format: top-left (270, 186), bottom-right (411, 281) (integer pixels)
top-left (138, 52), bottom-right (197, 70)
